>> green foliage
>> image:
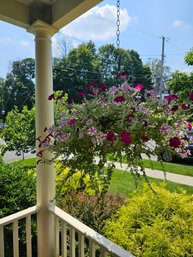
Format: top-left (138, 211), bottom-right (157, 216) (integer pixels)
top-left (169, 71), bottom-right (193, 102)
top-left (0, 164), bottom-right (36, 218)
top-left (104, 185), bottom-right (193, 257)
top-left (2, 106), bottom-right (35, 157)
top-left (185, 48), bottom-right (193, 66)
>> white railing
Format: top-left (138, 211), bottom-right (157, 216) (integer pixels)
top-left (0, 205), bottom-right (135, 257)
top-left (0, 206), bottom-right (39, 257)
top-left (49, 206), bottom-right (135, 257)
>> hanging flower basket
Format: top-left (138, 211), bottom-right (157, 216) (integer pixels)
top-left (38, 82), bottom-right (193, 191)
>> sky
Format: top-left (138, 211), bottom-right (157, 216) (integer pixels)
top-left (0, 0), bottom-right (193, 78)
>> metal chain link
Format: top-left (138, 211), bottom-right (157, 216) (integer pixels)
top-left (116, 0), bottom-right (120, 49)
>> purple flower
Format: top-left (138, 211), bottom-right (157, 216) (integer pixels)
top-left (87, 127), bottom-right (97, 136)
top-left (37, 149), bottom-right (44, 156)
top-left (98, 83), bottom-right (106, 90)
top-left (187, 121), bottom-right (192, 131)
top-left (182, 103), bottom-right (189, 110)
top-left (171, 105), bottom-right (178, 112)
top-left (79, 91), bottom-right (86, 97)
top-left (141, 135), bottom-right (150, 142)
top-left (165, 94), bottom-right (178, 103)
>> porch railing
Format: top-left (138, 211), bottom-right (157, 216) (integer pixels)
top-left (0, 205), bottom-right (135, 257)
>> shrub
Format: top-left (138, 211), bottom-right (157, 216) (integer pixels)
top-left (104, 185), bottom-right (193, 257)
top-left (58, 191), bottom-right (125, 235)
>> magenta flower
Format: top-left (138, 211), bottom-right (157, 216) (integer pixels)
top-left (114, 96), bottom-right (125, 103)
top-left (127, 113), bottom-right (135, 122)
top-left (57, 94), bottom-right (63, 100)
top-left (116, 71), bottom-right (128, 81)
top-left (79, 91), bottom-right (86, 97)
top-left (189, 92), bottom-right (193, 101)
top-left (182, 103), bottom-right (189, 110)
top-left (169, 137), bottom-right (181, 148)
top-left (98, 83), bottom-right (106, 90)
top-left (187, 121), bottom-right (192, 131)
top-left (106, 131), bottom-right (115, 141)
top-left (120, 131), bottom-right (132, 145)
top-left (140, 135), bottom-right (150, 142)
top-left (165, 94), bottom-right (178, 103)
top-left (87, 82), bottom-right (94, 89)
top-left (48, 93), bottom-right (54, 100)
top-left (67, 118), bottom-right (77, 126)
top-left (135, 84), bottom-right (144, 91)
top-left (37, 149), bottom-right (44, 156)
top-left (171, 105), bottom-right (178, 112)
top-left (87, 127), bottom-right (97, 136)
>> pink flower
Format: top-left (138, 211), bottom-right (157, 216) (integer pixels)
top-left (87, 127), bottom-right (97, 136)
top-left (182, 103), bottom-right (189, 110)
top-left (120, 131), bottom-right (132, 145)
top-left (187, 121), bottom-right (192, 131)
top-left (169, 137), bottom-right (181, 148)
top-left (98, 83), bottom-right (106, 90)
top-left (135, 84), bottom-right (144, 91)
top-left (141, 135), bottom-right (150, 142)
top-left (67, 118), bottom-right (76, 126)
top-left (91, 89), bottom-right (100, 95)
top-left (114, 96), bottom-right (125, 103)
top-left (189, 92), bottom-right (193, 101)
top-left (106, 131), bottom-right (115, 141)
top-left (48, 93), bottom-right (54, 100)
top-left (127, 113), bottom-right (135, 122)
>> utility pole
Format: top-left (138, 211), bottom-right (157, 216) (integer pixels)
top-left (159, 35), bottom-right (165, 100)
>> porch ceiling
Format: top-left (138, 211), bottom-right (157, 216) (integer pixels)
top-left (0, 0), bottom-right (103, 29)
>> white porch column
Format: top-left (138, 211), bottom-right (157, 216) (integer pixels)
top-left (28, 21), bottom-right (58, 257)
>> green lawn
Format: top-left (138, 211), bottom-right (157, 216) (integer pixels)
top-left (8, 157), bottom-right (193, 195)
top-left (110, 169), bottom-right (193, 195)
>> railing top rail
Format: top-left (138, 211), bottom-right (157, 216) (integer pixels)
top-left (0, 206), bottom-right (39, 226)
top-left (49, 206), bottom-right (134, 257)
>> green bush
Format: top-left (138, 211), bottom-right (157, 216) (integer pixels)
top-left (104, 185), bottom-right (193, 257)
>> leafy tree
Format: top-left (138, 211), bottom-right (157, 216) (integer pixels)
top-left (185, 47), bottom-right (193, 65)
top-left (98, 44), bottom-right (152, 89)
top-left (168, 71), bottom-right (193, 101)
top-left (2, 58), bottom-right (35, 116)
top-left (2, 106), bottom-right (35, 158)
top-left (54, 41), bottom-right (101, 102)
top-left (105, 185), bottom-right (193, 257)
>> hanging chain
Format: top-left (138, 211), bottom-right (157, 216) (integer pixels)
top-left (116, 0), bottom-right (120, 49)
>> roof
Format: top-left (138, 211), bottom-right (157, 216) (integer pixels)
top-left (0, 0), bottom-right (103, 30)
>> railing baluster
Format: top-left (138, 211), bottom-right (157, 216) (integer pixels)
top-left (70, 227), bottom-right (75, 257)
top-left (61, 221), bottom-right (67, 257)
top-left (55, 216), bottom-right (59, 257)
top-left (13, 220), bottom-right (19, 257)
top-left (0, 225), bottom-right (5, 257)
top-left (100, 248), bottom-right (106, 257)
top-left (89, 240), bottom-right (95, 257)
top-left (78, 232), bottom-right (84, 257)
top-left (26, 215), bottom-right (32, 257)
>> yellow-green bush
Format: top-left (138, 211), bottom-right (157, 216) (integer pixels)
top-left (104, 185), bottom-right (193, 257)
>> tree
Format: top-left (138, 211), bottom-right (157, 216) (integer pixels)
top-left (185, 48), bottom-right (193, 66)
top-left (98, 44), bottom-right (152, 89)
top-left (53, 41), bottom-right (101, 103)
top-left (168, 71), bottom-right (193, 101)
top-left (2, 106), bottom-right (35, 158)
top-left (2, 58), bottom-right (35, 116)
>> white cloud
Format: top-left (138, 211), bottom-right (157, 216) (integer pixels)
top-left (20, 40), bottom-right (31, 48)
top-left (172, 19), bottom-right (190, 29)
top-left (0, 37), bottom-right (11, 44)
top-left (59, 4), bottom-right (133, 41)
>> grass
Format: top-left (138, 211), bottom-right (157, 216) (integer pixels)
top-left (110, 169), bottom-right (193, 195)
top-left (7, 157), bottom-right (193, 195)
